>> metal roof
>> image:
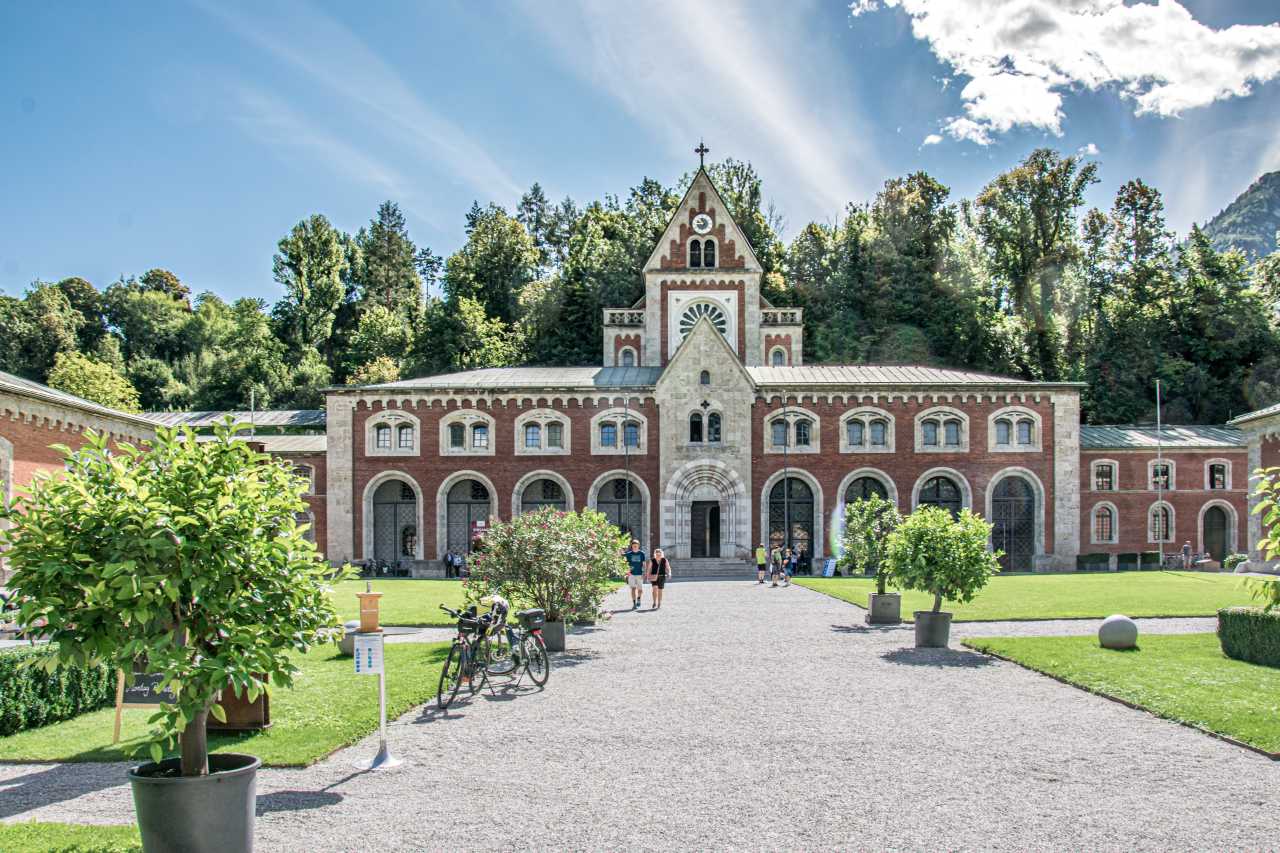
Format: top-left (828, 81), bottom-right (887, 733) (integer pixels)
top-left (746, 365), bottom-right (1077, 387)
top-left (194, 434), bottom-right (327, 453)
top-left (356, 366), bottom-right (665, 391)
top-left (0, 369), bottom-right (156, 429)
top-left (145, 410), bottom-right (327, 428)
top-left (1227, 401), bottom-right (1280, 426)
top-left (1080, 425), bottom-right (1245, 450)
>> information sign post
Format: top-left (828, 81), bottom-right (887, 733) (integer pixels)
top-left (354, 632), bottom-right (402, 770)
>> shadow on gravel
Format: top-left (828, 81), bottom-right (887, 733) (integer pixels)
top-left (0, 763), bottom-right (124, 819)
top-left (551, 649), bottom-right (601, 669)
top-left (880, 647), bottom-right (994, 668)
top-left (831, 623), bottom-right (908, 634)
top-left (257, 789), bottom-right (343, 815)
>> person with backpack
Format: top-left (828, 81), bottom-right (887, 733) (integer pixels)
top-left (623, 539), bottom-right (647, 610)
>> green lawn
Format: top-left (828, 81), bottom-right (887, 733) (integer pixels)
top-left (963, 633), bottom-right (1280, 756)
top-left (330, 578), bottom-right (468, 627)
top-left (0, 821), bottom-right (140, 853)
top-left (0, 642), bottom-right (448, 766)
top-left (795, 571), bottom-right (1256, 622)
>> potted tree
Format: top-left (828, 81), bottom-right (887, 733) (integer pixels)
top-left (0, 423), bottom-right (345, 853)
top-left (838, 494), bottom-right (902, 624)
top-left (466, 507), bottom-right (625, 651)
top-left (884, 506), bottom-right (1000, 648)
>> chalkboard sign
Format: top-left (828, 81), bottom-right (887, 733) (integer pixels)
top-left (122, 671), bottom-right (177, 706)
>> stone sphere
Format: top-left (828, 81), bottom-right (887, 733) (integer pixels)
top-left (1098, 614), bottom-right (1138, 650)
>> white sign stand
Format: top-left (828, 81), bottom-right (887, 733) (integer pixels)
top-left (353, 632), bottom-right (403, 770)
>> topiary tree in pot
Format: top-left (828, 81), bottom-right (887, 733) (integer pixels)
top-left (838, 495), bottom-right (902, 624)
top-left (0, 422), bottom-right (347, 853)
top-left (464, 507), bottom-right (626, 651)
top-left (884, 506), bottom-right (1000, 648)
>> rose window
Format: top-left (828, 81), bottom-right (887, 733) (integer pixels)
top-left (679, 302), bottom-right (728, 338)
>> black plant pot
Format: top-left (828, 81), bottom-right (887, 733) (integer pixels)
top-left (129, 752), bottom-right (260, 853)
top-left (541, 621), bottom-right (566, 652)
top-left (913, 611), bottom-right (953, 648)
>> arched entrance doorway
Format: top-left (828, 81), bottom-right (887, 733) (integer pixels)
top-left (372, 479), bottom-right (417, 565)
top-left (991, 476), bottom-right (1036, 572)
top-left (845, 476), bottom-right (888, 504)
top-left (768, 477), bottom-right (814, 560)
top-left (521, 478), bottom-right (567, 514)
top-left (918, 475), bottom-right (962, 517)
top-left (597, 478), bottom-right (645, 546)
top-left (1203, 505), bottom-right (1229, 562)
top-left (446, 479), bottom-right (491, 554)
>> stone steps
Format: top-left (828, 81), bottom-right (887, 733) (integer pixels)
top-left (671, 559), bottom-right (755, 579)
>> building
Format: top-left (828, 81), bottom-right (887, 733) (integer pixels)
top-left (0, 166), bottom-right (1261, 580)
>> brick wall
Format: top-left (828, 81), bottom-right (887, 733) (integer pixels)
top-left (1079, 449), bottom-right (1247, 558)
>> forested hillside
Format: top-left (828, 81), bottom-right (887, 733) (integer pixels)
top-left (4, 151), bottom-right (1280, 426)
top-left (1203, 171), bottom-right (1280, 258)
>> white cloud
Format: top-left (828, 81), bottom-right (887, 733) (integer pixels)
top-left (517, 0), bottom-right (882, 221)
top-left (1079, 142), bottom-right (1100, 156)
top-left (922, 133), bottom-right (943, 146)
top-left (852, 0), bottom-right (1280, 144)
top-left (197, 0), bottom-right (522, 202)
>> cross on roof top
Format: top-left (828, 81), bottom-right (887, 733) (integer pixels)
top-left (695, 141), bottom-right (709, 168)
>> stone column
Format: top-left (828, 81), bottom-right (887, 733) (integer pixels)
top-left (1051, 392), bottom-right (1081, 570)
top-left (326, 395), bottom-right (355, 565)
top-left (1247, 430), bottom-right (1264, 561)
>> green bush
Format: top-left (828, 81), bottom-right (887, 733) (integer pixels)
top-left (1218, 607), bottom-right (1280, 668)
top-left (466, 507), bottom-right (626, 623)
top-left (1116, 552), bottom-right (1139, 571)
top-left (837, 495), bottom-right (902, 594)
top-left (885, 506), bottom-right (1000, 613)
top-left (1076, 553), bottom-right (1111, 572)
top-left (1140, 551), bottom-right (1162, 570)
top-left (1224, 553), bottom-right (1248, 572)
top-left (0, 646), bottom-right (114, 737)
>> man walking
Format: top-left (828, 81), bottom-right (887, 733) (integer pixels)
top-left (624, 539), bottom-right (647, 610)
top-left (755, 542), bottom-right (767, 584)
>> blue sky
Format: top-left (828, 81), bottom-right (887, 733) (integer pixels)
top-left (2, 0), bottom-right (1279, 302)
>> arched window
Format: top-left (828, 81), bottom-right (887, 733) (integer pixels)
top-left (1208, 462), bottom-right (1228, 490)
top-left (448, 423), bottom-right (465, 449)
top-left (623, 420), bottom-right (640, 448)
top-left (600, 422), bottom-right (617, 447)
top-left (771, 348), bottom-right (786, 366)
top-left (700, 370), bottom-right (711, 385)
top-left (446, 479), bottom-right (491, 554)
top-left (620, 348), bottom-right (635, 367)
top-left (471, 423), bottom-right (489, 449)
top-left (944, 419), bottom-right (961, 447)
top-left (524, 423), bottom-right (541, 448)
top-left (689, 412), bottom-right (704, 443)
top-left (794, 419), bottom-right (812, 447)
top-left (597, 478), bottom-right (644, 544)
top-left (1149, 503), bottom-right (1173, 543)
top-left (1093, 504), bottom-right (1116, 544)
top-left (922, 420), bottom-right (939, 446)
top-left (1016, 419), bottom-right (1033, 445)
top-left (707, 412), bottom-right (722, 443)
top-left (869, 419), bottom-right (887, 446)
top-left (847, 420), bottom-right (865, 447)
top-left (374, 424), bottom-right (392, 449)
top-left (918, 476), bottom-right (962, 517)
top-left (690, 240), bottom-right (702, 268)
top-left (995, 418), bottom-right (1012, 446)
top-left (522, 478), bottom-right (566, 514)
top-left (397, 424), bottom-right (414, 449)
top-left (703, 239), bottom-right (716, 268)
top-left (771, 420), bottom-right (788, 447)
top-left (845, 476), bottom-right (888, 504)
top-left (547, 422), bottom-right (564, 448)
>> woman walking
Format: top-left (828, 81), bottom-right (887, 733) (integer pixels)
top-left (648, 548), bottom-right (673, 609)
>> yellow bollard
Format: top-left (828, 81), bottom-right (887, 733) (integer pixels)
top-left (356, 582), bottom-right (383, 633)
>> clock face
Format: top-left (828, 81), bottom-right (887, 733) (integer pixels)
top-left (692, 213), bottom-right (712, 235)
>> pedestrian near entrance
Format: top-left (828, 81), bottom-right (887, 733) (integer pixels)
top-left (648, 548), bottom-right (672, 609)
top-left (770, 546), bottom-right (784, 587)
top-left (624, 539), bottom-right (647, 610)
top-left (755, 543), bottom-right (767, 584)
top-left (784, 547), bottom-right (796, 586)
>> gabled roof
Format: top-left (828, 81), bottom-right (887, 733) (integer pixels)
top-left (746, 365), bottom-right (1082, 388)
top-left (1080, 425), bottom-right (1245, 450)
top-left (352, 366), bottom-right (664, 392)
top-left (0, 369), bottom-right (156, 429)
top-left (642, 167), bottom-right (762, 272)
top-left (1227, 401), bottom-right (1280, 427)
top-left (146, 410), bottom-right (327, 428)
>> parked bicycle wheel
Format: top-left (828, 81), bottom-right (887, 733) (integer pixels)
top-left (438, 644), bottom-right (464, 710)
top-left (467, 640), bottom-right (486, 695)
top-left (523, 634), bottom-right (549, 686)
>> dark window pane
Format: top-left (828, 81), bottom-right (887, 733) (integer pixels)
top-left (708, 412), bottom-right (721, 442)
top-left (689, 413), bottom-right (703, 443)
top-left (690, 240), bottom-right (702, 268)
top-left (703, 239), bottom-right (716, 267)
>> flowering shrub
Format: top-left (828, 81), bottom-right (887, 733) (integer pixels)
top-left (465, 507), bottom-right (627, 623)
top-left (885, 506), bottom-right (1000, 613)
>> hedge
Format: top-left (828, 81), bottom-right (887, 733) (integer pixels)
top-left (1140, 551), bottom-right (1162, 570)
top-left (1117, 552), bottom-right (1139, 571)
top-left (1218, 607), bottom-right (1280, 669)
top-left (1076, 553), bottom-right (1111, 572)
top-left (0, 646), bottom-right (115, 736)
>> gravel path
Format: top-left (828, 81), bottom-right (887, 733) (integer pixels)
top-left (3, 580), bottom-right (1278, 851)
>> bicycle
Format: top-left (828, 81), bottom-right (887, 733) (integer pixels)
top-left (436, 604), bottom-right (490, 709)
top-left (436, 604), bottom-right (550, 709)
top-left (491, 607), bottom-right (550, 688)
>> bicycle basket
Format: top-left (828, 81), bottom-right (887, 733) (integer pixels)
top-left (457, 615), bottom-right (486, 634)
top-left (516, 608), bottom-right (545, 629)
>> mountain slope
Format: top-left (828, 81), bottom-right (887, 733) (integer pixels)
top-left (1202, 171), bottom-right (1280, 258)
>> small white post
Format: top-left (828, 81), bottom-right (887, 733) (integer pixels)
top-left (354, 632), bottom-right (402, 770)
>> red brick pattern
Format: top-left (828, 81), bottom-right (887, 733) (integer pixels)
top-left (657, 193), bottom-right (746, 271)
top-left (763, 334), bottom-right (792, 365)
top-left (613, 334), bottom-right (641, 365)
